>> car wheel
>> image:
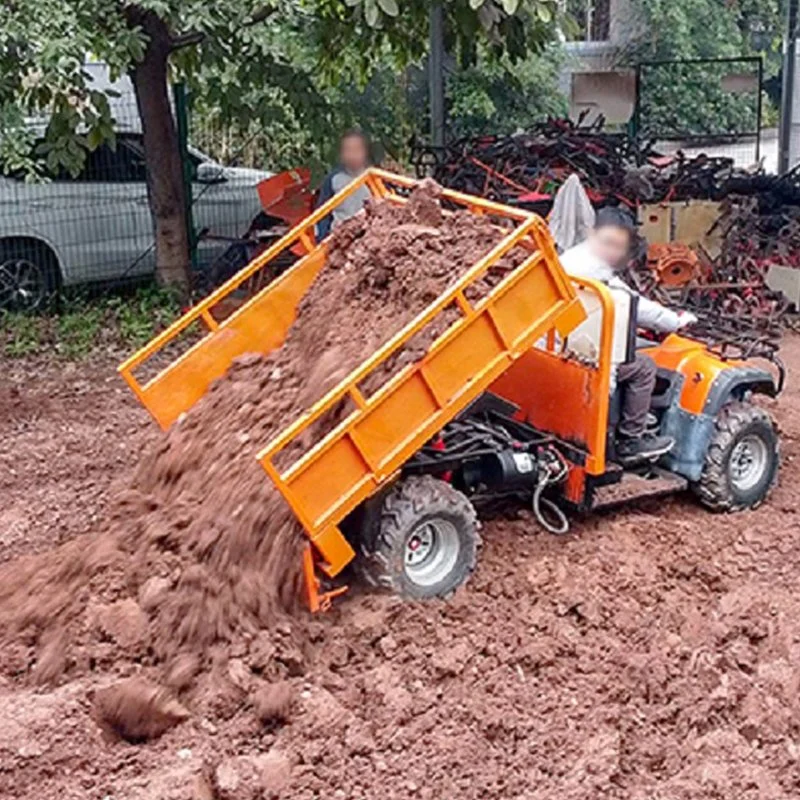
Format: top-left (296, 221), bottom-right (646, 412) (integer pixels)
top-left (0, 240), bottom-right (60, 313)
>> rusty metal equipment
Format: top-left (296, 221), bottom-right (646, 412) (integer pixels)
top-left (646, 243), bottom-right (701, 287)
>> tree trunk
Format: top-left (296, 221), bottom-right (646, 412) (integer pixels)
top-left (130, 13), bottom-right (190, 296)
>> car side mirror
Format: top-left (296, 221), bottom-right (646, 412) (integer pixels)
top-left (196, 162), bottom-right (227, 184)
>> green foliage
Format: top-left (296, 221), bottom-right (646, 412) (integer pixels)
top-left (1, 312), bottom-right (42, 357)
top-left (632, 0), bottom-right (782, 138)
top-left (55, 299), bottom-right (105, 359)
top-left (638, 60), bottom-right (761, 138)
top-left (311, 0), bottom-right (559, 83)
top-left (635, 0), bottom-right (781, 62)
top-left (1, 0), bottom-right (561, 180)
top-left (448, 46), bottom-right (567, 137)
top-left (0, 0), bottom-right (130, 177)
top-left (1, 284), bottom-right (181, 359)
top-left (106, 284), bottom-right (182, 348)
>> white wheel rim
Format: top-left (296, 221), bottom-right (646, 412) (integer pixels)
top-left (729, 434), bottom-right (769, 493)
top-left (404, 519), bottom-right (460, 587)
top-left (0, 258), bottom-right (46, 311)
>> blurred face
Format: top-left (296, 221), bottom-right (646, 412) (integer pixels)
top-left (588, 225), bottom-right (631, 269)
top-left (340, 135), bottom-right (369, 174)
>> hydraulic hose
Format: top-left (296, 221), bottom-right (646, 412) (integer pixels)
top-left (531, 459), bottom-right (570, 535)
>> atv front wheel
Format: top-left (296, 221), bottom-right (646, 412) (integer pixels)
top-left (360, 476), bottom-right (479, 599)
top-left (693, 401), bottom-right (779, 512)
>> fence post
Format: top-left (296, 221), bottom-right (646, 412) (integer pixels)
top-left (173, 82), bottom-right (197, 268)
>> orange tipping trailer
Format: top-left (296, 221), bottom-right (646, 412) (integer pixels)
top-left (119, 169), bottom-right (586, 610)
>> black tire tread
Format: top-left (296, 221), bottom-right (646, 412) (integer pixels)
top-left (360, 476), bottom-right (480, 598)
top-left (0, 238), bottom-right (61, 312)
top-left (694, 401), bottom-right (779, 512)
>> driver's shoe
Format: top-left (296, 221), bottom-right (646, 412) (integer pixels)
top-left (617, 432), bottom-right (675, 464)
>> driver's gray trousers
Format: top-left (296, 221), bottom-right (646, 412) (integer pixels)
top-left (616, 354), bottom-right (657, 438)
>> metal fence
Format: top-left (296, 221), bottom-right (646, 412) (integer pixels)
top-left (0, 95), bottom-right (160, 311)
top-left (0, 82), bottom-right (304, 313)
top-left (633, 56), bottom-right (764, 169)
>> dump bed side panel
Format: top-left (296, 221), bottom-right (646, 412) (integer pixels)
top-left (258, 240), bottom-right (586, 576)
top-left (133, 250), bottom-right (327, 429)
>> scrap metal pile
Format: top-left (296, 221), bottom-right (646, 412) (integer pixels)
top-left (414, 118), bottom-right (800, 337)
top-left (413, 117), bottom-right (748, 208)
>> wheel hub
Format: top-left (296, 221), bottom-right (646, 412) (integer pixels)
top-left (729, 434), bottom-right (769, 492)
top-left (0, 258), bottom-right (46, 312)
top-left (404, 519), bottom-right (460, 587)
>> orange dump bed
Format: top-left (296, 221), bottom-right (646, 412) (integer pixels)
top-left (119, 169), bottom-right (585, 600)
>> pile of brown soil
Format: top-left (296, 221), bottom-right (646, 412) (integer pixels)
top-left (0, 182), bottom-right (513, 711)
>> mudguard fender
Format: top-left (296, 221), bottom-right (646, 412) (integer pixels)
top-left (660, 366), bottom-right (777, 482)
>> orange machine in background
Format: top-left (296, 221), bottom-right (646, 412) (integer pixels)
top-left (256, 168), bottom-right (315, 228)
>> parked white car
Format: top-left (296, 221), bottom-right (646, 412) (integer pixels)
top-left (0, 131), bottom-right (272, 311)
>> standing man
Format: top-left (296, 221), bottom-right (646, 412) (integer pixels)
top-left (560, 208), bottom-right (697, 463)
top-left (315, 129), bottom-right (372, 239)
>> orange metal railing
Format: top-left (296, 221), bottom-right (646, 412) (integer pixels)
top-left (118, 170), bottom-right (395, 429)
top-left (253, 180), bottom-right (585, 584)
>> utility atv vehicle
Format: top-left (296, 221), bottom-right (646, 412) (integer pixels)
top-left (120, 169), bottom-right (782, 610)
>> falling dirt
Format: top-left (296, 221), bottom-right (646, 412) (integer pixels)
top-left (0, 182), bottom-right (515, 754)
top-left (93, 678), bottom-right (190, 743)
top-left (253, 681), bottom-right (295, 727)
top-left (2, 188), bottom-right (800, 797)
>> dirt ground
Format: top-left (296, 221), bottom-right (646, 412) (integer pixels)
top-left (0, 332), bottom-right (797, 799)
top-left (0, 353), bottom-right (156, 564)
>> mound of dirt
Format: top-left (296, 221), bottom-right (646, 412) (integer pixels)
top-left (4, 256), bottom-right (800, 797)
top-left (0, 182), bottom-right (516, 705)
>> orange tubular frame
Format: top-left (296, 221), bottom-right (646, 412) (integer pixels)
top-left (117, 170), bottom-right (401, 430)
top-left (488, 276), bottom-right (617, 504)
top-left (118, 169), bottom-right (586, 611)
top-left (255, 176), bottom-right (585, 594)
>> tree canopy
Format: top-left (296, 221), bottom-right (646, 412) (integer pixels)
top-left (0, 0), bottom-right (559, 177)
top-left (629, 0), bottom-right (783, 138)
top-left (0, 0), bottom-right (559, 289)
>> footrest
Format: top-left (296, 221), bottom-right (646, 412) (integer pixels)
top-left (592, 467), bottom-right (688, 509)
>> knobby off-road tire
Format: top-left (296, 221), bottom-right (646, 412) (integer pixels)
top-left (360, 476), bottom-right (479, 600)
top-left (693, 401), bottom-right (779, 512)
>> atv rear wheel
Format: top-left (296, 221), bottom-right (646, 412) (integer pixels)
top-left (693, 401), bottom-right (779, 512)
top-left (360, 476), bottom-right (479, 600)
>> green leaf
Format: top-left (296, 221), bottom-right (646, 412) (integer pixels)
top-left (376, 0), bottom-right (398, 16)
top-left (364, 0), bottom-right (380, 27)
top-left (501, 0), bottom-right (519, 15)
top-left (469, 0), bottom-right (485, 8)
top-left (536, 3), bottom-right (552, 23)
top-left (86, 126), bottom-right (104, 151)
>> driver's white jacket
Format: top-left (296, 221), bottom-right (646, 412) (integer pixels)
top-left (560, 241), bottom-right (681, 334)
